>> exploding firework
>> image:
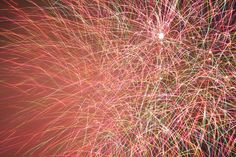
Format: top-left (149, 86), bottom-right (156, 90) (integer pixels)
top-left (0, 0), bottom-right (235, 156)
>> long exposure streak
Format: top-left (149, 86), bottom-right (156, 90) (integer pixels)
top-left (0, 0), bottom-right (235, 156)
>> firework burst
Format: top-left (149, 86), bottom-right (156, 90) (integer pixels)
top-left (0, 0), bottom-right (235, 156)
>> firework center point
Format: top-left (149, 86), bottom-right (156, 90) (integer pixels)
top-left (158, 32), bottom-right (164, 40)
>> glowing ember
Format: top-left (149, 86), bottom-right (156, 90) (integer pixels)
top-left (158, 32), bottom-right (165, 40)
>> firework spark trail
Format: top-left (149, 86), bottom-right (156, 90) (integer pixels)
top-left (0, 0), bottom-right (235, 156)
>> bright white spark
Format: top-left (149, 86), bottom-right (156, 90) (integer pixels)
top-left (158, 32), bottom-right (164, 40)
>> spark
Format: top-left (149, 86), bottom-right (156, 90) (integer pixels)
top-left (158, 32), bottom-right (165, 40)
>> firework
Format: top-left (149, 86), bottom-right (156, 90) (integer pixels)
top-left (0, 0), bottom-right (235, 156)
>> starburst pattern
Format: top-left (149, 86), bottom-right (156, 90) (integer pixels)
top-left (0, 0), bottom-right (235, 156)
